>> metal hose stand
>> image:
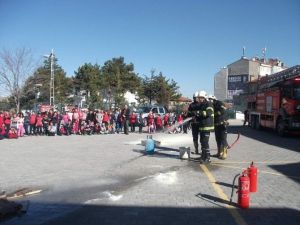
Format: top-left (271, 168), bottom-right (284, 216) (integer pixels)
top-left (230, 173), bottom-right (240, 203)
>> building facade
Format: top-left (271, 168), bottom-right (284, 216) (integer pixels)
top-left (214, 56), bottom-right (286, 101)
top-left (227, 57), bottom-right (260, 100)
top-left (214, 67), bottom-right (228, 101)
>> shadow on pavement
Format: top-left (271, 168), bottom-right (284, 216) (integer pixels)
top-left (132, 147), bottom-right (180, 160)
top-left (196, 193), bottom-right (238, 208)
top-left (269, 162), bottom-right (300, 184)
top-left (227, 125), bottom-right (300, 153)
top-left (4, 202), bottom-right (296, 225)
top-left (215, 181), bottom-right (238, 189)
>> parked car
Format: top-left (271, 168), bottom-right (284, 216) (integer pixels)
top-left (136, 106), bottom-right (168, 124)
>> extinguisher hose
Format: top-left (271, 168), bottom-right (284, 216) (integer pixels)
top-left (228, 132), bottom-right (240, 149)
top-left (230, 173), bottom-right (240, 203)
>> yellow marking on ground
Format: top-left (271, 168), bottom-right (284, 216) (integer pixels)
top-left (210, 163), bottom-right (300, 180)
top-left (200, 164), bottom-right (248, 225)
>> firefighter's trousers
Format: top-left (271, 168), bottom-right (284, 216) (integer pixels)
top-left (215, 124), bottom-right (228, 150)
top-left (191, 123), bottom-right (200, 151)
top-left (200, 131), bottom-right (210, 160)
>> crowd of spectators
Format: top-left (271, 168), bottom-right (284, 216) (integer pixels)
top-left (0, 107), bottom-right (188, 140)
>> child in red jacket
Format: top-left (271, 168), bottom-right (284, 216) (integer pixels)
top-left (29, 112), bottom-right (36, 135)
top-left (0, 112), bottom-right (4, 129)
top-left (155, 115), bottom-right (163, 131)
top-left (8, 128), bottom-right (18, 139)
top-left (129, 112), bottom-right (137, 132)
top-left (35, 113), bottom-right (43, 135)
top-left (0, 124), bottom-right (5, 139)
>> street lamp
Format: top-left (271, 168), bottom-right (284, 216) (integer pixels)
top-left (44, 49), bottom-right (55, 106)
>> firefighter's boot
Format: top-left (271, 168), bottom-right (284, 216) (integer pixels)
top-left (193, 141), bottom-right (199, 155)
top-left (199, 150), bottom-right (206, 163)
top-left (218, 146), bottom-right (224, 159)
top-left (220, 146), bottom-right (228, 160)
top-left (205, 150), bottom-right (211, 162)
top-left (200, 149), bottom-right (211, 164)
top-left (213, 146), bottom-right (221, 158)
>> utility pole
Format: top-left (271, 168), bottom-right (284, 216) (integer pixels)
top-left (44, 49), bottom-right (55, 106)
top-left (50, 49), bottom-right (55, 106)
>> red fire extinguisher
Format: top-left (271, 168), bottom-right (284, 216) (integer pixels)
top-left (230, 170), bottom-right (250, 209)
top-left (238, 170), bottom-right (250, 209)
top-left (248, 161), bottom-right (258, 193)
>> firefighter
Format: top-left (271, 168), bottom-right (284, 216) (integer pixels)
top-left (196, 91), bottom-right (214, 163)
top-left (187, 92), bottom-right (200, 154)
top-left (208, 95), bottom-right (229, 160)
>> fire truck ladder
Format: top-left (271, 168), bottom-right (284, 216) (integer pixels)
top-left (259, 65), bottom-right (300, 89)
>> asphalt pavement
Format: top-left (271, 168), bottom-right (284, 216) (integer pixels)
top-left (1, 119), bottom-right (300, 225)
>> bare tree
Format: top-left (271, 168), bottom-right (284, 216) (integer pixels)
top-left (0, 48), bottom-right (35, 112)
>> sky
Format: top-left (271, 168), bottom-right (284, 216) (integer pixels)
top-left (1, 0), bottom-right (300, 98)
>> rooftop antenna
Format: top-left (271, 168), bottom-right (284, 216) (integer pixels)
top-left (262, 47), bottom-right (267, 63)
top-left (242, 46), bottom-right (246, 59)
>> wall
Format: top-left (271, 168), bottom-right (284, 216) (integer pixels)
top-left (214, 67), bottom-right (228, 101)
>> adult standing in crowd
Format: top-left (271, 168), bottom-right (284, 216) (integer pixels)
top-left (243, 109), bottom-right (249, 126)
top-left (86, 109), bottom-right (94, 124)
top-left (24, 111), bottom-right (30, 135)
top-left (116, 109), bottom-right (123, 133)
top-left (137, 112), bottom-right (144, 133)
top-left (121, 105), bottom-right (130, 135)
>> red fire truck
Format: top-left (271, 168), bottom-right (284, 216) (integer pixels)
top-left (247, 65), bottom-right (300, 136)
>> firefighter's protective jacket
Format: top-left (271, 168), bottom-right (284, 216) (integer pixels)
top-left (188, 100), bottom-right (214, 131)
top-left (213, 100), bottom-right (227, 126)
top-left (187, 101), bottom-right (200, 124)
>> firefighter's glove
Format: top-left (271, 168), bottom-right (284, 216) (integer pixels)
top-left (196, 110), bottom-right (206, 117)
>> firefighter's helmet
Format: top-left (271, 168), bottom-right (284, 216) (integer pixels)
top-left (198, 90), bottom-right (207, 98)
top-left (208, 94), bottom-right (217, 100)
top-left (193, 92), bottom-right (199, 98)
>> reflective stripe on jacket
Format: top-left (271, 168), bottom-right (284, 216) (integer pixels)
top-left (197, 101), bottom-right (214, 132)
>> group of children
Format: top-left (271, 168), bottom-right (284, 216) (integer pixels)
top-left (145, 111), bottom-right (188, 134)
top-left (0, 108), bottom-right (188, 140)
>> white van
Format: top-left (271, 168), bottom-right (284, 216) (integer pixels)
top-left (137, 106), bottom-right (168, 123)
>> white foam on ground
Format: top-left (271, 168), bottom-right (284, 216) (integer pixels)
top-left (124, 140), bottom-right (143, 145)
top-left (155, 135), bottom-right (191, 146)
top-left (124, 133), bottom-right (191, 147)
top-left (148, 165), bottom-right (164, 168)
top-left (154, 171), bottom-right (177, 185)
top-left (85, 198), bottom-right (102, 204)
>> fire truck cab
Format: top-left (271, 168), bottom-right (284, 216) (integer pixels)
top-left (247, 65), bottom-right (300, 136)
